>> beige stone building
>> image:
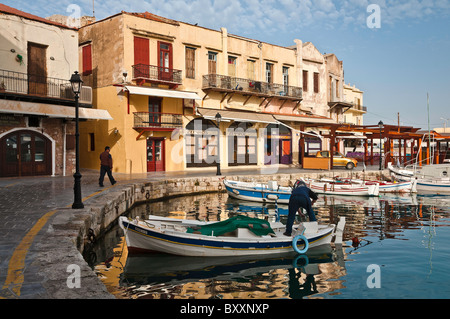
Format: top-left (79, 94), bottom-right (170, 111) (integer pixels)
top-left (0, 4), bottom-right (110, 177)
top-left (77, 10), bottom-right (363, 174)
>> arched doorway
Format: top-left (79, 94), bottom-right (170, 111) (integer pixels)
top-left (264, 124), bottom-right (292, 165)
top-left (0, 130), bottom-right (52, 177)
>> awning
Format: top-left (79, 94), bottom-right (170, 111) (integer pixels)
top-left (0, 99), bottom-right (113, 120)
top-left (124, 86), bottom-right (202, 100)
top-left (274, 113), bottom-right (336, 125)
top-left (196, 107), bottom-right (278, 124)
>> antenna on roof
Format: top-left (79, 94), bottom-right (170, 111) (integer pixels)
top-left (92, 0), bottom-right (95, 17)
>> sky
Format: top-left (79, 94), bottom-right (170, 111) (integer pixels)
top-left (3, 0), bottom-right (450, 130)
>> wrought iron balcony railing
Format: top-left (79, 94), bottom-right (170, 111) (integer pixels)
top-left (133, 112), bottom-right (183, 130)
top-left (202, 74), bottom-right (302, 100)
top-left (0, 69), bottom-right (92, 105)
top-left (132, 64), bottom-right (182, 87)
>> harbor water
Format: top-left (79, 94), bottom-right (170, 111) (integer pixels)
top-left (87, 192), bottom-right (450, 299)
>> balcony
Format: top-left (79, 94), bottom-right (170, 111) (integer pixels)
top-left (202, 74), bottom-right (302, 101)
top-left (133, 112), bottom-right (183, 130)
top-left (0, 69), bottom-right (92, 106)
top-left (132, 64), bottom-right (182, 88)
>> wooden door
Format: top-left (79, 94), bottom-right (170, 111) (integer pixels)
top-left (27, 42), bottom-right (47, 96)
top-left (0, 130), bottom-right (51, 177)
top-left (158, 42), bottom-right (173, 82)
top-left (280, 139), bottom-right (292, 164)
top-left (147, 138), bottom-right (165, 172)
top-left (148, 98), bottom-right (161, 126)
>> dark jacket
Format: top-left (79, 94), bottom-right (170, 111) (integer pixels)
top-left (292, 185), bottom-right (318, 201)
top-left (100, 151), bottom-right (113, 168)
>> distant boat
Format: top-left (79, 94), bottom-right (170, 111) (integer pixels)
top-left (388, 162), bottom-right (450, 194)
top-left (333, 177), bottom-right (416, 193)
top-left (118, 214), bottom-right (346, 257)
top-left (302, 178), bottom-right (380, 197)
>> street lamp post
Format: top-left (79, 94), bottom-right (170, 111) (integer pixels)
top-left (378, 120), bottom-right (384, 171)
top-left (215, 112), bottom-right (222, 176)
top-left (70, 71), bottom-right (84, 209)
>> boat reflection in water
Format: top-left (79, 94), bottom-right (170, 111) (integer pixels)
top-left (119, 246), bottom-right (343, 299)
top-left (91, 191), bottom-right (450, 299)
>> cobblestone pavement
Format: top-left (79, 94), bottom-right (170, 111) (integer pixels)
top-left (0, 165), bottom-right (380, 299)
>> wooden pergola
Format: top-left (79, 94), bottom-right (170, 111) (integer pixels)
top-left (300, 123), bottom-right (450, 169)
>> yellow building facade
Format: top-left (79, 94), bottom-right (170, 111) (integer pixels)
top-left (78, 11), bottom-right (360, 174)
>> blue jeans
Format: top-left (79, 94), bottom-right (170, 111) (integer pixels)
top-left (99, 165), bottom-right (115, 186)
top-left (285, 194), bottom-right (316, 235)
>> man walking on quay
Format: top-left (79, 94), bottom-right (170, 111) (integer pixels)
top-left (284, 180), bottom-right (318, 236)
top-left (99, 146), bottom-right (116, 187)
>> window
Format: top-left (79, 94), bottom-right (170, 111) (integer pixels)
top-left (303, 70), bottom-right (308, 92)
top-left (247, 60), bottom-right (255, 80)
top-left (283, 66), bottom-right (289, 87)
top-left (185, 47), bottom-right (196, 79)
top-left (266, 63), bottom-right (273, 84)
top-left (28, 116), bottom-right (40, 127)
top-left (228, 56), bottom-right (237, 77)
top-left (208, 51), bottom-right (217, 74)
top-left (336, 79), bottom-right (340, 98)
top-left (88, 133), bottom-right (95, 152)
top-left (313, 72), bottom-right (319, 93)
top-left (82, 44), bottom-right (92, 76)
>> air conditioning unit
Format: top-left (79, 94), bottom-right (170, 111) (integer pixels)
top-left (79, 86), bottom-right (92, 104)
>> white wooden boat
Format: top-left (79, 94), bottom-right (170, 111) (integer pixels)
top-left (118, 214), bottom-right (345, 257)
top-left (304, 178), bottom-right (380, 197)
top-left (415, 179), bottom-right (450, 194)
top-left (335, 178), bottom-right (416, 193)
top-left (388, 162), bottom-right (450, 194)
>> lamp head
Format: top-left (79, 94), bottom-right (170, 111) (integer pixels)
top-left (215, 112), bottom-right (222, 123)
top-left (70, 71), bottom-right (83, 94)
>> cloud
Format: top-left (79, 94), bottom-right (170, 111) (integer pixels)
top-left (3, 0), bottom-right (450, 37)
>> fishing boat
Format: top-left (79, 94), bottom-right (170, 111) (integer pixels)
top-left (118, 214), bottom-right (345, 257)
top-left (387, 162), bottom-right (415, 181)
top-left (388, 162), bottom-right (450, 194)
top-left (415, 179), bottom-right (450, 194)
top-left (334, 177), bottom-right (416, 193)
top-left (224, 180), bottom-right (293, 204)
top-left (303, 178), bottom-right (380, 197)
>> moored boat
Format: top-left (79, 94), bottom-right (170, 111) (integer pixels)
top-left (303, 178), bottom-right (380, 197)
top-left (335, 178), bottom-right (417, 193)
top-left (118, 214), bottom-right (345, 257)
top-left (224, 180), bottom-right (292, 204)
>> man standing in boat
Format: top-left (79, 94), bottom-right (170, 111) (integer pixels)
top-left (284, 180), bottom-right (318, 236)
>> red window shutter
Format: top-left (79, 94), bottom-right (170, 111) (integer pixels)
top-left (134, 37), bottom-right (149, 65)
top-left (82, 44), bottom-right (92, 76)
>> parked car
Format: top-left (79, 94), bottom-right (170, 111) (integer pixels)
top-left (316, 151), bottom-right (358, 169)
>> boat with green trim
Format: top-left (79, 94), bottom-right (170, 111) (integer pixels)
top-left (118, 214), bottom-right (345, 257)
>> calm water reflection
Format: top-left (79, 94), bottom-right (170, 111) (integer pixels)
top-left (89, 192), bottom-right (450, 299)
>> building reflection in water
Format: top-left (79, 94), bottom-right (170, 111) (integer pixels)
top-left (90, 192), bottom-right (450, 299)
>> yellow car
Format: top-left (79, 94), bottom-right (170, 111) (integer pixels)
top-left (316, 151), bottom-right (358, 169)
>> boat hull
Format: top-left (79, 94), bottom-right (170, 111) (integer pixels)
top-left (119, 217), bottom-right (337, 257)
top-left (224, 180), bottom-right (292, 204)
top-left (416, 180), bottom-right (450, 194)
top-left (306, 180), bottom-right (379, 197)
